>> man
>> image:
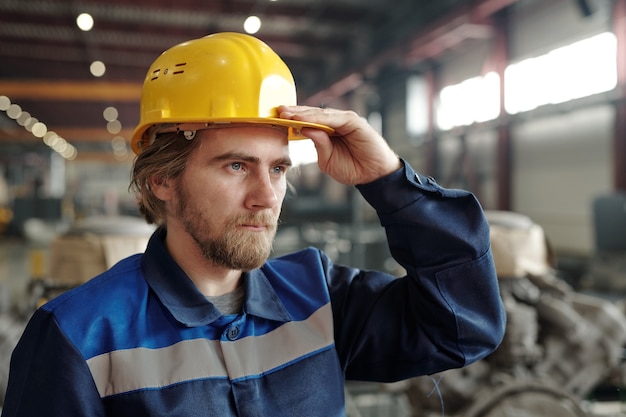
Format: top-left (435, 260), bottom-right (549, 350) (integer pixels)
top-left (2, 32), bottom-right (505, 416)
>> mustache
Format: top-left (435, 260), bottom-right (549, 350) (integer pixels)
top-left (232, 212), bottom-right (280, 228)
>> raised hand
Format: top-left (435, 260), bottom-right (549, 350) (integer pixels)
top-left (278, 105), bottom-right (402, 185)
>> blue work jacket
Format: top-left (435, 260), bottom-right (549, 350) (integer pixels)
top-left (2, 161), bottom-right (505, 416)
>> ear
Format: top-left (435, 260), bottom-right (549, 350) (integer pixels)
top-left (149, 175), bottom-right (175, 202)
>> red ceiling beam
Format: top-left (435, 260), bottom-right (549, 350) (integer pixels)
top-left (304, 0), bottom-right (519, 104)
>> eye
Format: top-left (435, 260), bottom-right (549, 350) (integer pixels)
top-left (272, 165), bottom-right (287, 175)
top-left (230, 162), bottom-right (243, 171)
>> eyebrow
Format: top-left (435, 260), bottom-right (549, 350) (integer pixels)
top-left (211, 151), bottom-right (293, 168)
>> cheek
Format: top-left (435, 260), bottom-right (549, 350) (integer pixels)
top-left (208, 182), bottom-right (249, 208)
top-left (274, 180), bottom-right (288, 202)
top-left (275, 183), bottom-right (288, 212)
top-left (277, 179), bottom-right (288, 195)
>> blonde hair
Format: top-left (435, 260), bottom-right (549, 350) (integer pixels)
top-left (129, 131), bottom-right (202, 225)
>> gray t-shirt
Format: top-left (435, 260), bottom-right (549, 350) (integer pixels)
top-left (206, 285), bottom-right (245, 315)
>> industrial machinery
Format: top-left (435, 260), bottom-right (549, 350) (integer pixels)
top-left (583, 193), bottom-right (626, 292)
top-left (0, 216), bottom-right (154, 407)
top-left (405, 210), bottom-right (626, 417)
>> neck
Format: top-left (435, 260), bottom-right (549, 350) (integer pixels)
top-left (163, 225), bottom-right (243, 297)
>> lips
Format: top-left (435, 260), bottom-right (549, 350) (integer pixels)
top-left (241, 224), bottom-right (269, 230)
top-left (234, 213), bottom-right (277, 232)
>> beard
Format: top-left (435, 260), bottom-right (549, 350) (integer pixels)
top-left (174, 187), bottom-right (277, 271)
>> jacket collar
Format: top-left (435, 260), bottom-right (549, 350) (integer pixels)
top-left (141, 228), bottom-right (291, 327)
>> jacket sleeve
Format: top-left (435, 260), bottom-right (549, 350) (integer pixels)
top-left (1, 309), bottom-right (105, 417)
top-left (327, 159), bottom-right (506, 382)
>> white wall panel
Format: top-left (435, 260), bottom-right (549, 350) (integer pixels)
top-left (509, 0), bottom-right (612, 61)
top-left (511, 105), bottom-right (614, 254)
top-left (429, 0), bottom-right (617, 256)
top-left (437, 41), bottom-right (493, 88)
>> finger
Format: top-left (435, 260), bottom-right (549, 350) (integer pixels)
top-left (278, 106), bottom-right (353, 132)
top-left (300, 128), bottom-right (332, 162)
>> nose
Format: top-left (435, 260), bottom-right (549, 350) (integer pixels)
top-left (245, 172), bottom-right (280, 210)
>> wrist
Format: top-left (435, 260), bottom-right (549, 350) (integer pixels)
top-left (379, 155), bottom-right (402, 178)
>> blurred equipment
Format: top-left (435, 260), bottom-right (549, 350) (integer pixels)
top-left (0, 207), bottom-right (12, 235)
top-left (32, 216), bottom-right (154, 304)
top-left (584, 192), bottom-right (626, 291)
top-left (48, 216), bottom-right (154, 283)
top-left (405, 210), bottom-right (626, 417)
top-left (8, 197), bottom-right (63, 237)
top-left (0, 215), bottom-right (154, 407)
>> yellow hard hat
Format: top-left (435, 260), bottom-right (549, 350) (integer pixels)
top-left (130, 32), bottom-right (333, 154)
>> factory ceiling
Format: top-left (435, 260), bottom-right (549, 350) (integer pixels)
top-left (0, 0), bottom-right (519, 162)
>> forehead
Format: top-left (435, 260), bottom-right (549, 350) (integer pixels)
top-left (215, 124), bottom-right (289, 138)
top-left (194, 125), bottom-right (289, 153)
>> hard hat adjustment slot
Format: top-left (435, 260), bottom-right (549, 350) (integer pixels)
top-left (173, 62), bottom-right (187, 75)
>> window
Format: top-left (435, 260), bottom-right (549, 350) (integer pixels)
top-left (505, 32), bottom-right (617, 114)
top-left (430, 32), bottom-right (617, 130)
top-left (436, 72), bottom-right (500, 130)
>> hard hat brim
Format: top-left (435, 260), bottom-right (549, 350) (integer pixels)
top-left (131, 118), bottom-right (335, 154)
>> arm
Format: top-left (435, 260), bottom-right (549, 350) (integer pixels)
top-left (1, 309), bottom-right (105, 417)
top-left (279, 106), bottom-right (506, 381)
top-left (341, 161), bottom-right (505, 380)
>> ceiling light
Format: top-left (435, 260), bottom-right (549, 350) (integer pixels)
top-left (53, 138), bottom-right (68, 153)
top-left (24, 117), bottom-right (39, 132)
top-left (6, 104), bottom-right (21, 119)
top-left (111, 136), bottom-right (126, 151)
top-left (106, 120), bottom-right (122, 134)
top-left (31, 122), bottom-right (48, 138)
top-left (62, 146), bottom-right (78, 161)
top-left (0, 96), bottom-right (10, 111)
top-left (16, 111), bottom-right (31, 126)
top-left (244, 16), bottom-right (262, 34)
top-left (103, 106), bottom-right (118, 122)
top-left (76, 13), bottom-right (94, 31)
top-left (0, 97), bottom-right (78, 160)
top-left (90, 61), bottom-right (106, 77)
top-left (43, 131), bottom-right (58, 146)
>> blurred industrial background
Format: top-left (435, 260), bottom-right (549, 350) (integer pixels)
top-left (2, 0), bottom-right (626, 415)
